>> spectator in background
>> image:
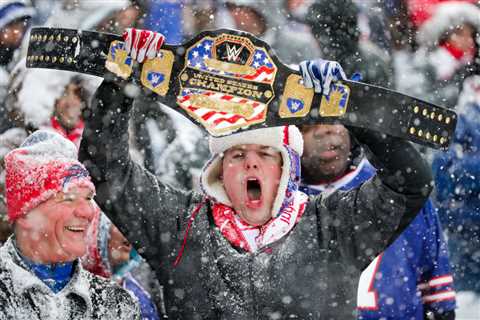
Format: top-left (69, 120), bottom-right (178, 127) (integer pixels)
top-left (84, 213), bottom-right (161, 320)
top-left (0, 0), bottom-right (34, 67)
top-left (0, 0), bottom-right (35, 130)
top-left (305, 0), bottom-right (393, 88)
top-left (1, 65), bottom-right (95, 147)
top-left (397, 1), bottom-right (480, 108)
top-left (50, 77), bottom-right (89, 148)
top-left (433, 75), bottom-right (480, 297)
top-left (0, 130), bottom-right (140, 319)
top-left (215, 0), bottom-right (320, 64)
top-left (300, 124), bottom-right (456, 320)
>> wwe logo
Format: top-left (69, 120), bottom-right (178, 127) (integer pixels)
top-left (226, 43), bottom-right (243, 62)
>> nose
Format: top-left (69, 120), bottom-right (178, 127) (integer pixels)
top-left (244, 151), bottom-right (260, 170)
top-left (313, 125), bottom-right (332, 138)
top-left (73, 199), bottom-right (96, 221)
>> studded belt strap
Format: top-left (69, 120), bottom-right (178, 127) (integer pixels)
top-left (26, 27), bottom-right (457, 149)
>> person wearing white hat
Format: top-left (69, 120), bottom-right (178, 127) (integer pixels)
top-left (79, 29), bottom-right (433, 319)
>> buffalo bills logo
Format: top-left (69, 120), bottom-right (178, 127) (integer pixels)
top-left (147, 71), bottom-right (165, 88)
top-left (62, 164), bottom-right (89, 189)
top-left (325, 84), bottom-right (349, 109)
top-left (287, 98), bottom-right (304, 114)
top-left (110, 42), bottom-right (132, 66)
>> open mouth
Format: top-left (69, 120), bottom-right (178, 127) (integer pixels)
top-left (246, 177), bottom-right (262, 208)
top-left (64, 226), bottom-right (85, 233)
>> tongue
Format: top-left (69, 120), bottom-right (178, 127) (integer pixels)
top-left (247, 179), bottom-right (262, 201)
top-left (247, 187), bottom-right (261, 201)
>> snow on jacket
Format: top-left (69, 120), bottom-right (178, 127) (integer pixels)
top-left (432, 75), bottom-right (480, 228)
top-left (79, 79), bottom-right (432, 319)
top-left (0, 237), bottom-right (140, 320)
top-left (301, 156), bottom-right (455, 319)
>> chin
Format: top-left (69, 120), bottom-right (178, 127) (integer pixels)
top-left (61, 245), bottom-right (86, 261)
top-left (243, 210), bottom-right (271, 226)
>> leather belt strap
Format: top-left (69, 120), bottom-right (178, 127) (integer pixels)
top-left (27, 27), bottom-right (457, 149)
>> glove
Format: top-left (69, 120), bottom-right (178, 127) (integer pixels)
top-left (299, 59), bottom-right (347, 95)
top-left (122, 28), bottom-right (165, 63)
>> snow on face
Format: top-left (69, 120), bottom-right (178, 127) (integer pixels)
top-left (18, 186), bottom-right (96, 263)
top-left (221, 144), bottom-right (282, 226)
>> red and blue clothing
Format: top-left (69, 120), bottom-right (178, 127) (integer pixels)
top-left (300, 158), bottom-right (456, 319)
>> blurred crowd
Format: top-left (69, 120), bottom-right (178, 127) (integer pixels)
top-left (0, 0), bottom-right (479, 319)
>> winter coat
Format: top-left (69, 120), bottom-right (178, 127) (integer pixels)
top-left (305, 0), bottom-right (393, 88)
top-left (433, 75), bottom-right (480, 229)
top-left (79, 79), bottom-right (432, 319)
top-left (0, 237), bottom-right (140, 320)
top-left (123, 273), bottom-right (160, 320)
top-left (431, 75), bottom-right (480, 293)
top-left (301, 156), bottom-right (456, 319)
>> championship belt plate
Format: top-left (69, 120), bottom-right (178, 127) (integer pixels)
top-left (26, 27), bottom-right (457, 149)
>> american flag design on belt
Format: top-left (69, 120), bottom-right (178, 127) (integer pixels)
top-left (177, 88), bottom-right (267, 132)
top-left (185, 39), bottom-right (275, 83)
top-left (177, 36), bottom-right (278, 135)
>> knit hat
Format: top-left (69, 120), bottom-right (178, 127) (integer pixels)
top-left (200, 126), bottom-right (303, 218)
top-left (4, 130), bottom-right (95, 222)
top-left (0, 0), bottom-right (35, 30)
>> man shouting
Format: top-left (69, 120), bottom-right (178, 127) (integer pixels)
top-left (79, 28), bottom-right (433, 319)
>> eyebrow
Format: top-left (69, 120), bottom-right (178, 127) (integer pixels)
top-left (228, 145), bottom-right (274, 151)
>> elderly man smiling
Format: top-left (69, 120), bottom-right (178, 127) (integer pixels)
top-left (0, 130), bottom-right (140, 319)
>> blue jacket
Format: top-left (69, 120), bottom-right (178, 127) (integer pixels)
top-left (301, 158), bottom-right (456, 319)
top-left (432, 99), bottom-right (480, 228)
top-left (124, 273), bottom-right (160, 320)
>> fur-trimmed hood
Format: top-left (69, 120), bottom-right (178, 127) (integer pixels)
top-left (200, 126), bottom-right (303, 219)
top-left (417, 1), bottom-right (480, 48)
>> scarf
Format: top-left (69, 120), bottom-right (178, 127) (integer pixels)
top-left (14, 241), bottom-right (74, 293)
top-left (50, 116), bottom-right (85, 149)
top-left (441, 42), bottom-right (475, 62)
top-left (212, 191), bottom-right (308, 252)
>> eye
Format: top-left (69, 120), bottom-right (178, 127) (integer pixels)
top-left (232, 152), bottom-right (244, 159)
top-left (63, 195), bottom-right (75, 202)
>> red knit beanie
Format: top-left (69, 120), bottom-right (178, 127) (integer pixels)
top-left (5, 130), bottom-right (95, 222)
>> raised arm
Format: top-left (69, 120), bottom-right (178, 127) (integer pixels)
top-left (299, 58), bottom-right (433, 269)
top-left (315, 127), bottom-right (433, 270)
top-left (79, 75), bottom-right (195, 260)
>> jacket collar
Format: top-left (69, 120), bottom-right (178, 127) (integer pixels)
top-left (0, 236), bottom-right (93, 313)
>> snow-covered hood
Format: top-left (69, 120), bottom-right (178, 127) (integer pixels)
top-left (7, 58), bottom-right (102, 128)
top-left (417, 1), bottom-right (480, 48)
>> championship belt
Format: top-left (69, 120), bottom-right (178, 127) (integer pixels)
top-left (26, 27), bottom-right (457, 149)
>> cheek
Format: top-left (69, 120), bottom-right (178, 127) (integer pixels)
top-left (265, 164), bottom-right (282, 190)
top-left (222, 163), bottom-right (243, 182)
